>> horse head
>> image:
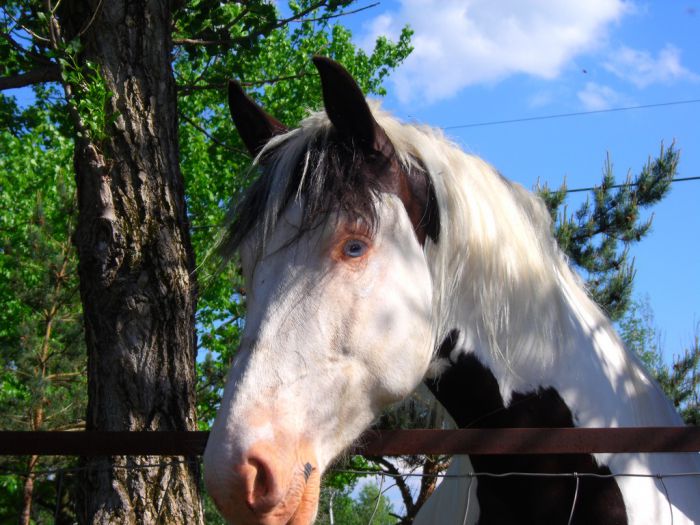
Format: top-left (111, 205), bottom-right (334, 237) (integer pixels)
top-left (203, 57), bottom-right (440, 525)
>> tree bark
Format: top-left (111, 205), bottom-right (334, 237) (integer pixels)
top-left (19, 455), bottom-right (38, 525)
top-left (60, 1), bottom-right (203, 523)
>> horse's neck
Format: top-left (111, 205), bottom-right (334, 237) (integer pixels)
top-left (548, 273), bottom-right (682, 428)
top-left (428, 265), bottom-right (682, 429)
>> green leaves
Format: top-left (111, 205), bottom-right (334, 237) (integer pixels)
top-left (0, 114), bottom-right (85, 522)
top-left (58, 49), bottom-right (116, 143)
top-left (0, 121), bottom-right (85, 431)
top-left (317, 481), bottom-right (397, 525)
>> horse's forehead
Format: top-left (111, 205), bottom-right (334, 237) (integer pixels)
top-left (242, 201), bottom-right (360, 275)
top-left (241, 201), bottom-right (308, 260)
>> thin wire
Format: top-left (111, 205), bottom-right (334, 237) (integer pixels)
top-left (53, 468), bottom-right (64, 522)
top-left (462, 474), bottom-right (473, 525)
top-left (1, 460), bottom-right (697, 524)
top-left (332, 468), bottom-right (700, 480)
top-left (4, 461), bottom-right (700, 483)
top-left (367, 472), bottom-right (385, 525)
top-left (329, 488), bottom-right (336, 525)
top-left (567, 473), bottom-right (580, 525)
top-left (189, 175), bottom-right (700, 232)
top-left (4, 461), bottom-right (700, 482)
top-left (443, 99), bottom-right (700, 130)
top-left (0, 458), bottom-right (196, 477)
top-left (658, 474), bottom-right (674, 525)
top-left (560, 175), bottom-right (700, 194)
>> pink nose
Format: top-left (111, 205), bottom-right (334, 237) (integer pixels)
top-left (204, 437), bottom-right (320, 524)
top-left (239, 449), bottom-right (283, 512)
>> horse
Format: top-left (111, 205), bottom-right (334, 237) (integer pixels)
top-left (203, 57), bottom-right (700, 525)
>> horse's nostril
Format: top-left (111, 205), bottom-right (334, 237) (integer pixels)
top-left (248, 458), bottom-right (266, 503)
top-left (243, 454), bottom-right (279, 512)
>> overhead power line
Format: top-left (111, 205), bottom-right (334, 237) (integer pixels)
top-left (190, 176), bottom-right (699, 231)
top-left (186, 96), bottom-right (700, 233)
top-left (562, 175), bottom-right (700, 194)
top-left (443, 98), bottom-right (700, 130)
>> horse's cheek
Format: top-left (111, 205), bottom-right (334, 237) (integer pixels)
top-left (355, 259), bottom-right (381, 298)
top-left (355, 258), bottom-right (432, 400)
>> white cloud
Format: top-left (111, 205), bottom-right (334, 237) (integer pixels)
top-left (577, 82), bottom-right (623, 110)
top-left (361, 14), bottom-right (401, 47)
top-left (528, 91), bottom-right (556, 109)
top-left (604, 44), bottom-right (699, 88)
top-left (358, 0), bottom-right (630, 104)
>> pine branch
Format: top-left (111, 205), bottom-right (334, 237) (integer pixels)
top-left (540, 144), bottom-right (678, 319)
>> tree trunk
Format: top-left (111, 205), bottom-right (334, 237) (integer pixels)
top-left (60, 1), bottom-right (203, 523)
top-left (19, 455), bottom-right (38, 525)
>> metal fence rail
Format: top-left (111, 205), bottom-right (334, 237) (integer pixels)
top-left (2, 427), bottom-right (700, 456)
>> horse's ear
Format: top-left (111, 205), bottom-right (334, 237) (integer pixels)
top-left (313, 56), bottom-right (388, 152)
top-left (228, 80), bottom-right (288, 156)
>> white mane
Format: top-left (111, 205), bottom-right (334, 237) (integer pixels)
top-left (378, 112), bottom-right (568, 368)
top-left (250, 102), bottom-right (677, 424)
top-left (371, 105), bottom-right (679, 423)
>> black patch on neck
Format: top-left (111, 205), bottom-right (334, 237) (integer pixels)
top-left (425, 332), bottom-right (628, 525)
top-left (436, 329), bottom-right (460, 360)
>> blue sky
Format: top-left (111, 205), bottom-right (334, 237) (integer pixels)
top-left (342, 0), bottom-right (699, 357)
top-left (6, 2), bottom-right (697, 357)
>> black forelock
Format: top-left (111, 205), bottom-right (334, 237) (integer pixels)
top-left (217, 130), bottom-right (388, 262)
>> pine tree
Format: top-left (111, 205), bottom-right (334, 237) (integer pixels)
top-left (0, 121), bottom-right (85, 524)
top-left (618, 299), bottom-right (700, 425)
top-left (538, 145), bottom-right (678, 320)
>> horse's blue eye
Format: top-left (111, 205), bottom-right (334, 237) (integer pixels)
top-left (343, 239), bottom-right (368, 258)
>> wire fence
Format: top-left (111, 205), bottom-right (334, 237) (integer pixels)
top-left (4, 457), bottom-right (700, 525)
top-left (338, 469), bottom-right (700, 525)
top-left (2, 428), bottom-right (700, 524)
